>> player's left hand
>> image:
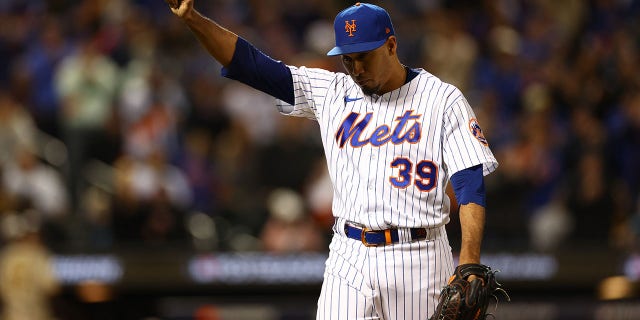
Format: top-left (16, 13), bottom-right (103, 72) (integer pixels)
top-left (430, 264), bottom-right (510, 320)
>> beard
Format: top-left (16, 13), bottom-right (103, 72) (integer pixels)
top-left (360, 85), bottom-right (378, 96)
top-left (355, 79), bottom-right (381, 96)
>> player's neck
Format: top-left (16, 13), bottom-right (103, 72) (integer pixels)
top-left (379, 61), bottom-right (408, 95)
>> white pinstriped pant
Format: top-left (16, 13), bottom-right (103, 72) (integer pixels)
top-left (316, 224), bottom-right (454, 320)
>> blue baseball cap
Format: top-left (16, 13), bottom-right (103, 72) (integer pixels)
top-left (327, 2), bottom-right (395, 56)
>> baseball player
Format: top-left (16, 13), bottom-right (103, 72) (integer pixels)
top-left (165, 1), bottom-right (498, 319)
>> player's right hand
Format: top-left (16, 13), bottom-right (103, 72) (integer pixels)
top-left (165, 0), bottom-right (193, 18)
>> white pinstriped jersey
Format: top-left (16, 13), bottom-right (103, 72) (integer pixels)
top-left (276, 66), bottom-right (498, 230)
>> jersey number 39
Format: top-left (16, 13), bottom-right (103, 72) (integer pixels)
top-left (389, 157), bottom-right (437, 192)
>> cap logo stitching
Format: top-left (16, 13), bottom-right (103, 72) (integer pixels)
top-left (345, 20), bottom-right (357, 37)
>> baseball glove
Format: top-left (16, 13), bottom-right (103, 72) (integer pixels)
top-left (430, 263), bottom-right (510, 320)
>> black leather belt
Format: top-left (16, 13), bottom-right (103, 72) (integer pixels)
top-left (344, 223), bottom-right (429, 247)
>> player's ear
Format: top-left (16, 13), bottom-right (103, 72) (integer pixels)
top-left (385, 36), bottom-right (397, 56)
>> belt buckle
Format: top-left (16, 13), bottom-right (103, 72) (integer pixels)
top-left (361, 227), bottom-right (392, 247)
top-left (361, 227), bottom-right (377, 247)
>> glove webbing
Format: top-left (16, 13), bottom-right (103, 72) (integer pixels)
top-left (455, 264), bottom-right (491, 281)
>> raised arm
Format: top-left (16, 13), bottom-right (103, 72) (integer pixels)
top-left (166, 0), bottom-right (237, 66)
top-left (165, 0), bottom-right (295, 104)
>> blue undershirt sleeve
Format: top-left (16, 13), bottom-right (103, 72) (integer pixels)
top-left (220, 37), bottom-right (295, 105)
top-left (450, 164), bottom-right (486, 207)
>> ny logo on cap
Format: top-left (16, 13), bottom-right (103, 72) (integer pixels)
top-left (345, 20), bottom-right (356, 37)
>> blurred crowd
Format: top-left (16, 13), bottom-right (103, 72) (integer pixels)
top-left (0, 0), bottom-right (639, 258)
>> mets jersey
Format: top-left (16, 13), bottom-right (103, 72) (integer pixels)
top-left (276, 66), bottom-right (498, 230)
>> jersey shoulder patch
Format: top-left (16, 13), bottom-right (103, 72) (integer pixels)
top-left (468, 118), bottom-right (488, 146)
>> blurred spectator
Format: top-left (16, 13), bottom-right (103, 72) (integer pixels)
top-left (473, 24), bottom-right (524, 148)
top-left (630, 198), bottom-right (640, 249)
top-left (119, 54), bottom-right (188, 160)
top-left (255, 116), bottom-right (323, 192)
top-left (565, 151), bottom-right (616, 247)
top-left (122, 88), bottom-right (182, 161)
top-left (78, 186), bottom-right (114, 250)
top-left (0, 90), bottom-right (38, 166)
top-left (0, 0), bottom-right (37, 87)
top-left (182, 68), bottom-right (231, 136)
top-left (176, 128), bottom-right (220, 215)
top-left (54, 35), bottom-right (120, 211)
top-left (421, 9), bottom-right (478, 91)
top-left (0, 211), bottom-right (60, 320)
top-left (609, 92), bottom-right (640, 207)
top-left (221, 81), bottom-right (282, 146)
top-left (140, 187), bottom-right (188, 246)
top-left (260, 188), bottom-right (324, 253)
top-left (22, 14), bottom-right (71, 138)
top-left (133, 149), bottom-right (192, 209)
top-left (111, 149), bottom-right (191, 245)
top-left (1, 144), bottom-right (70, 249)
top-left (1, 145), bottom-right (68, 218)
top-left (529, 198), bottom-right (572, 253)
top-left (206, 120), bottom-right (265, 246)
top-left (304, 159), bottom-right (334, 232)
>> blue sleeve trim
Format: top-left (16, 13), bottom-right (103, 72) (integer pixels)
top-left (220, 37), bottom-right (295, 105)
top-left (450, 164), bottom-right (486, 207)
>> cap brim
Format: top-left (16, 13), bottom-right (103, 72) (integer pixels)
top-left (326, 38), bottom-right (388, 56)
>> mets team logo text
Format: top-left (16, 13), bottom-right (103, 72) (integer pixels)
top-left (345, 20), bottom-right (357, 37)
top-left (335, 110), bottom-right (421, 148)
